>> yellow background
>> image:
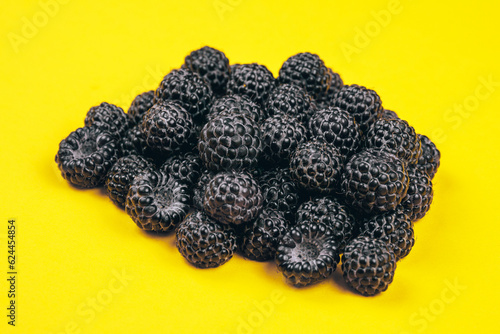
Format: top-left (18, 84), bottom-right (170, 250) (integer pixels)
top-left (1, 0), bottom-right (499, 333)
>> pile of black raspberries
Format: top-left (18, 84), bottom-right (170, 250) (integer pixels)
top-left (55, 47), bottom-right (440, 296)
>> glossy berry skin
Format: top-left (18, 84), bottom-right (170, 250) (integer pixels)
top-left (208, 94), bottom-right (264, 123)
top-left (296, 196), bottom-right (356, 252)
top-left (183, 46), bottom-right (230, 97)
top-left (265, 84), bottom-right (317, 123)
top-left (365, 118), bottom-right (421, 165)
top-left (227, 63), bottom-right (276, 106)
top-left (193, 169), bottom-right (216, 210)
top-left (198, 114), bottom-right (262, 172)
top-left (203, 171), bottom-right (263, 226)
top-left (105, 155), bottom-right (153, 208)
top-left (85, 102), bottom-right (129, 137)
top-left (276, 222), bottom-right (340, 287)
top-left (127, 90), bottom-right (155, 126)
top-left (401, 167), bottom-right (434, 222)
top-left (259, 168), bottom-right (302, 223)
top-left (55, 126), bottom-right (119, 188)
top-left (415, 134), bottom-right (440, 179)
top-left (119, 126), bottom-right (159, 163)
top-left (125, 170), bottom-right (191, 232)
top-left (309, 106), bottom-right (361, 157)
top-left (360, 210), bottom-right (415, 260)
top-left (342, 236), bottom-right (397, 296)
top-left (381, 109), bottom-right (399, 120)
top-left (342, 149), bottom-right (409, 214)
top-left (278, 52), bottom-right (339, 102)
top-left (289, 140), bottom-right (344, 194)
top-left (240, 208), bottom-right (289, 261)
top-left (155, 68), bottom-right (213, 124)
top-left (176, 211), bottom-right (236, 268)
top-left (139, 100), bottom-right (195, 158)
top-left (332, 84), bottom-right (383, 135)
top-left (261, 114), bottom-right (308, 166)
top-left (160, 151), bottom-right (202, 186)
top-left (316, 68), bottom-right (344, 108)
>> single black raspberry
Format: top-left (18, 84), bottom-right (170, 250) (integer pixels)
top-left (139, 100), bottom-right (195, 158)
top-left (226, 63), bottom-right (276, 106)
top-left (260, 114), bottom-right (308, 166)
top-left (360, 210), bottom-right (415, 260)
top-left (381, 109), bottom-right (399, 120)
top-left (240, 208), bottom-right (289, 261)
top-left (278, 53), bottom-right (331, 101)
top-left (105, 155), bottom-right (153, 208)
top-left (125, 170), bottom-right (191, 232)
top-left (160, 151), bottom-right (202, 186)
top-left (265, 84), bottom-right (317, 123)
top-left (155, 68), bottom-right (213, 124)
top-left (342, 236), bottom-right (397, 296)
top-left (203, 171), bottom-right (263, 225)
top-left (193, 169), bottom-right (216, 210)
top-left (198, 114), bottom-right (262, 172)
top-left (259, 168), bottom-right (302, 223)
top-left (342, 149), bottom-right (409, 214)
top-left (127, 90), bottom-right (155, 126)
top-left (416, 134), bottom-right (440, 179)
top-left (365, 118), bottom-right (421, 165)
top-left (183, 46), bottom-right (230, 97)
top-left (309, 106), bottom-right (361, 157)
top-left (208, 94), bottom-right (264, 123)
top-left (401, 167), bottom-right (434, 222)
top-left (289, 140), bottom-right (344, 194)
top-left (176, 211), bottom-right (236, 268)
top-left (332, 84), bottom-right (383, 134)
top-left (296, 196), bottom-right (356, 252)
top-left (85, 102), bottom-right (129, 137)
top-left (276, 222), bottom-right (340, 287)
top-left (315, 68), bottom-right (344, 108)
top-left (55, 126), bottom-right (119, 188)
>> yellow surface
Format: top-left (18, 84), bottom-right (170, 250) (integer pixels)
top-left (1, 0), bottom-right (499, 333)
